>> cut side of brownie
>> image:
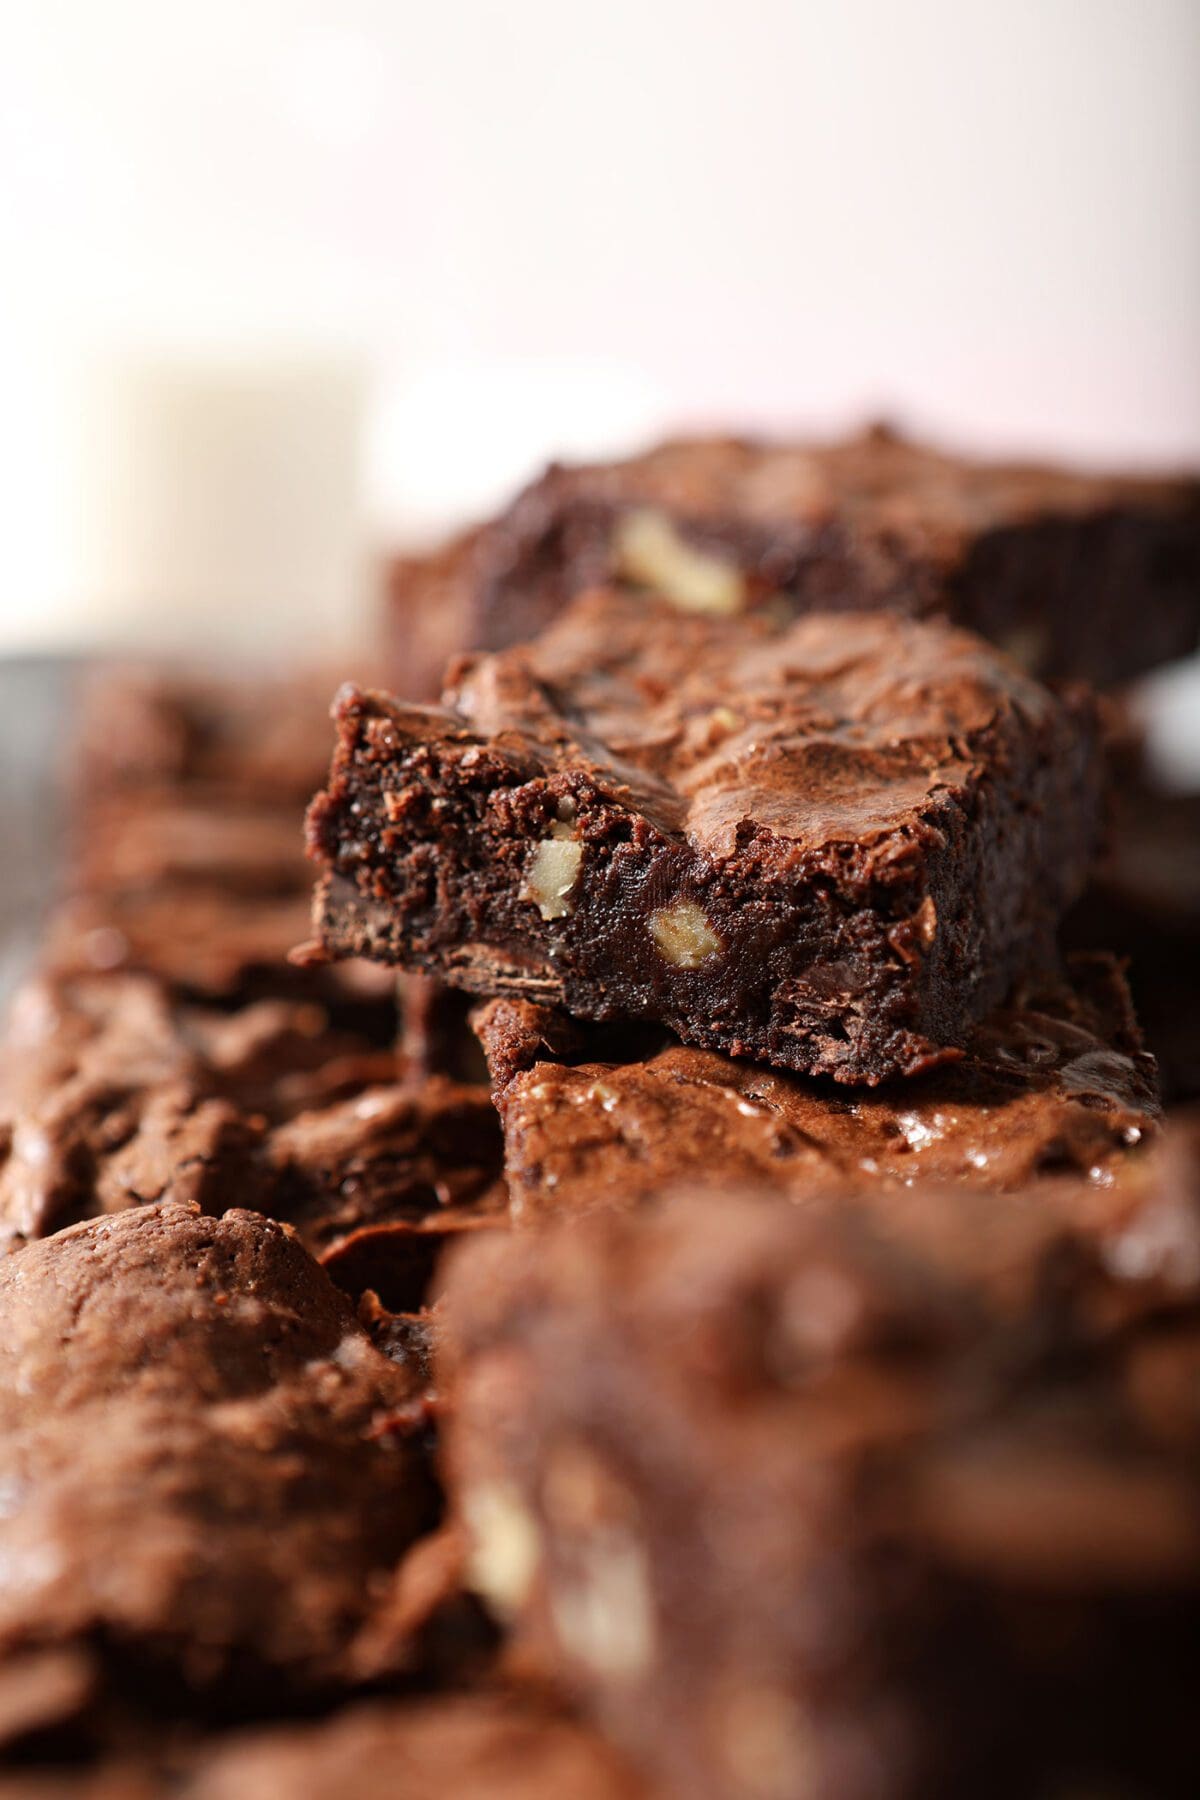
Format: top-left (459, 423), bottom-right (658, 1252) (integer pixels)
top-left (447, 425), bottom-right (1200, 685)
top-left (471, 955), bottom-right (1160, 1222)
top-left (307, 592), bottom-right (1102, 1084)
top-left (440, 1128), bottom-right (1200, 1800)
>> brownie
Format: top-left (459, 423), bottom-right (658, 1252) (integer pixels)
top-left (0, 971), bottom-right (266, 1247)
top-left (46, 886), bottom-right (397, 1026)
top-left (62, 667), bottom-right (400, 1036)
top-left (73, 666), bottom-right (350, 809)
top-left (0, 1202), bottom-right (438, 1725)
top-left (76, 797), bottom-right (312, 899)
top-left (0, 1768), bottom-right (158, 1800)
top-left (265, 1072), bottom-right (508, 1308)
top-left (470, 956), bottom-right (1160, 1223)
top-left (406, 425), bottom-right (1200, 686)
top-left (386, 528), bottom-right (490, 702)
top-left (440, 1128), bottom-right (1200, 1800)
top-left (307, 591), bottom-right (1102, 1084)
top-left (0, 970), bottom-right (507, 1285)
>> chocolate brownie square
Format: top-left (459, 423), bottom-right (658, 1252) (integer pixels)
top-left (307, 592), bottom-right (1102, 1084)
top-left (73, 666), bottom-right (349, 810)
top-left (61, 666), bottom-right (400, 1033)
top-left (386, 528), bottom-right (489, 702)
top-left (45, 885), bottom-right (397, 1032)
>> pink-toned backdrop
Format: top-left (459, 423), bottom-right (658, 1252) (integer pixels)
top-left (0, 0), bottom-right (1197, 648)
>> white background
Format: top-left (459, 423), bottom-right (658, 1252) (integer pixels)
top-left (0, 0), bottom-right (1197, 648)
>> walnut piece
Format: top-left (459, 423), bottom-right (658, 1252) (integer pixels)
top-left (521, 823), bottom-right (583, 921)
top-left (550, 1533), bottom-right (656, 1680)
top-left (649, 901), bottom-right (722, 969)
top-left (462, 1480), bottom-right (541, 1616)
top-left (614, 509), bottom-right (745, 615)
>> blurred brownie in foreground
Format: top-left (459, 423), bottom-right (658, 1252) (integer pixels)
top-left (0, 1202), bottom-right (439, 1740)
top-left (441, 1127), bottom-right (1200, 1800)
top-left (389, 425), bottom-right (1200, 689)
top-left (471, 954), bottom-right (1159, 1221)
top-left (306, 593), bottom-right (1102, 1084)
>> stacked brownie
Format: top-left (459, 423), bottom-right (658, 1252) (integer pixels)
top-left (0, 426), bottom-right (1198, 1794)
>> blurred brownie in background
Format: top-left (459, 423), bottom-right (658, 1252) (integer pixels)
top-left (72, 666), bottom-right (345, 809)
top-left (388, 425), bottom-right (1200, 692)
top-left (57, 664), bottom-right (399, 1033)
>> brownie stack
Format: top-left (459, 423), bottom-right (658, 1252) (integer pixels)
top-left (1, 427), bottom-right (1198, 1798)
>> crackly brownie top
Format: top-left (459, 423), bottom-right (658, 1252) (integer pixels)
top-left (339, 589), bottom-right (1077, 857)
top-left (0, 971), bottom-right (390, 1247)
top-left (0, 971), bottom-right (507, 1296)
top-left (0, 972), bottom-right (267, 1246)
top-left (0, 1202), bottom-right (435, 1713)
top-left (473, 957), bottom-right (1160, 1219)
top-left (511, 425), bottom-right (1199, 546)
